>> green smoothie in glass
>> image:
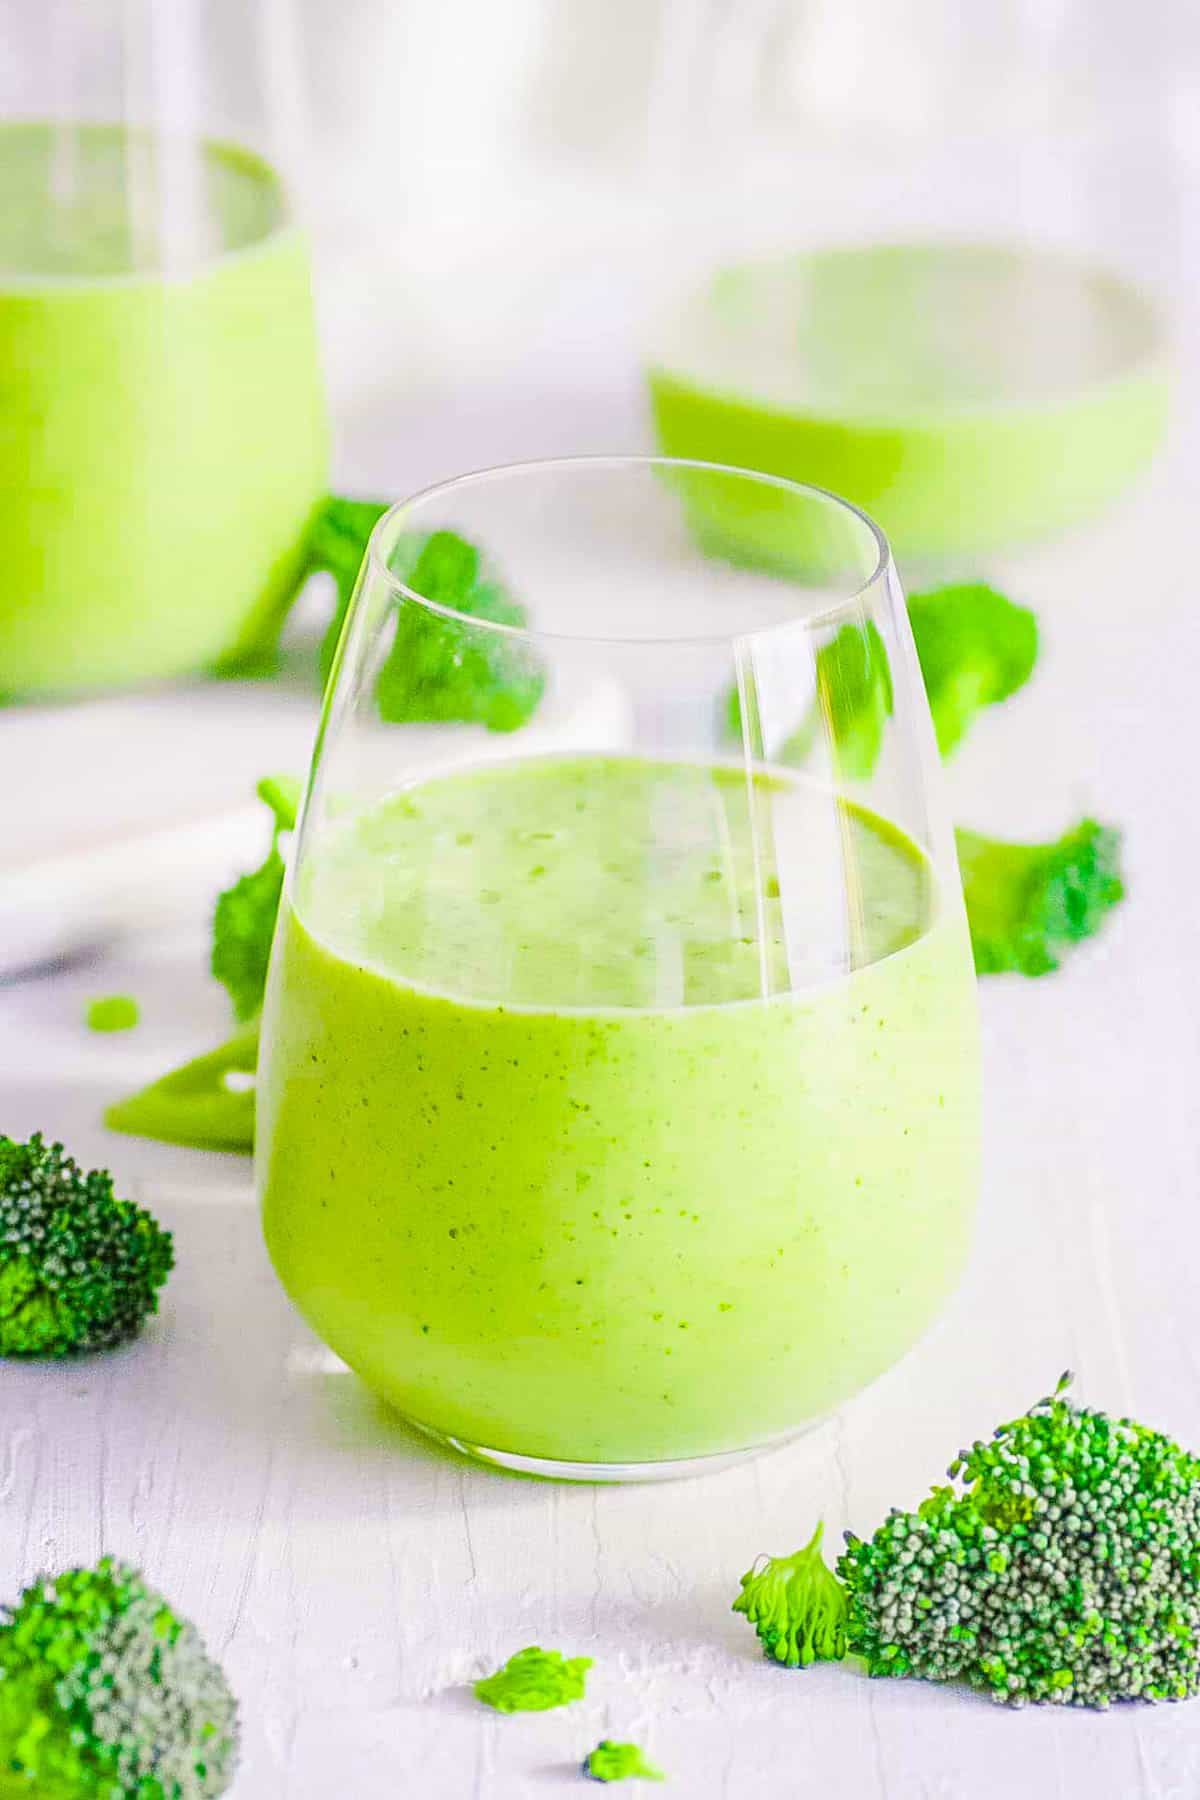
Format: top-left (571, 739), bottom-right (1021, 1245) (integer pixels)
top-left (0, 123), bottom-right (327, 697)
top-left (649, 244), bottom-right (1168, 564)
top-left (259, 753), bottom-right (979, 1470)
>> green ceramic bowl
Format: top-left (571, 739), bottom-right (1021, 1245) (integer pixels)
top-left (648, 242), bottom-right (1169, 564)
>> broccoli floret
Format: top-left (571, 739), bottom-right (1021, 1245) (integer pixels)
top-left (85, 996), bottom-right (140, 1034)
top-left (309, 495), bottom-right (392, 685)
top-left (956, 818), bottom-right (1124, 976)
top-left (307, 499), bottom-right (546, 730)
top-left (582, 1740), bottom-right (665, 1783)
top-left (0, 1135), bottom-right (173, 1357)
top-left (726, 582), bottom-right (1035, 772)
top-left (808, 621), bottom-right (894, 778)
top-left (839, 1375), bottom-right (1200, 1707)
top-left (105, 1022), bottom-right (259, 1155)
top-left (908, 583), bottom-right (1038, 757)
top-left (732, 1521), bottom-right (849, 1668)
top-left (0, 1556), bottom-right (238, 1796)
top-left (473, 1646), bottom-right (592, 1714)
top-left (726, 621), bottom-right (892, 777)
top-left (211, 776), bottom-right (302, 1023)
top-left (376, 529), bottom-right (545, 732)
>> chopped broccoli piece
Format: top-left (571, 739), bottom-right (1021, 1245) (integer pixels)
top-left (309, 495), bottom-right (392, 685)
top-left (376, 529), bottom-right (545, 732)
top-left (956, 818), bottom-right (1124, 976)
top-left (0, 1134), bottom-right (173, 1358)
top-left (839, 1374), bottom-right (1200, 1707)
top-left (85, 995), bottom-right (140, 1033)
top-left (583, 1740), bottom-right (665, 1783)
top-left (308, 499), bottom-right (547, 731)
top-left (811, 620), bottom-right (893, 777)
top-left (726, 620), bottom-right (892, 777)
top-left (473, 1646), bottom-right (592, 1714)
top-left (0, 1556), bottom-right (238, 1796)
top-left (907, 582), bottom-right (1038, 758)
top-left (732, 1521), bottom-right (849, 1668)
top-left (105, 1022), bottom-right (259, 1154)
top-left (726, 582), bottom-right (1035, 771)
top-left (211, 776), bottom-right (302, 1023)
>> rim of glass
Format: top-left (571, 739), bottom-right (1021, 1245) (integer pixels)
top-left (364, 454), bottom-right (892, 649)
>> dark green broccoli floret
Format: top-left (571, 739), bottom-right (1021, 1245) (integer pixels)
top-left (211, 776), bottom-right (301, 1023)
top-left (85, 996), bottom-right (140, 1033)
top-left (105, 1022), bottom-right (259, 1155)
top-left (956, 818), bottom-right (1124, 976)
top-left (907, 582), bottom-right (1038, 757)
top-left (0, 1135), bottom-right (173, 1357)
top-left (376, 529), bottom-right (545, 732)
top-left (839, 1375), bottom-right (1200, 1707)
top-left (310, 495), bottom-right (392, 685)
top-left (473, 1646), bottom-right (592, 1714)
top-left (582, 1740), bottom-right (665, 1782)
top-left (0, 1556), bottom-right (238, 1796)
top-left (732, 1521), bottom-right (849, 1668)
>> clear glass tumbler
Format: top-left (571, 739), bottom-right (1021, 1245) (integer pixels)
top-left (0, 0), bottom-right (328, 697)
top-left (257, 456), bottom-right (980, 1481)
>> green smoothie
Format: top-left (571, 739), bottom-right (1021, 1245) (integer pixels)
top-left (0, 123), bottom-right (327, 696)
top-left (649, 244), bottom-right (1168, 564)
top-left (258, 754), bottom-right (979, 1468)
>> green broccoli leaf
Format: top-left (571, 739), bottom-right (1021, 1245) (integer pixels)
top-left (956, 818), bottom-right (1124, 977)
top-left (907, 582), bottom-right (1038, 757)
top-left (211, 777), bottom-right (302, 1023)
top-left (105, 1022), bottom-right (259, 1154)
top-left (376, 529), bottom-right (546, 732)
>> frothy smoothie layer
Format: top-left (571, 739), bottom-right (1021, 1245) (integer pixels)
top-left (0, 124), bottom-right (327, 696)
top-left (259, 755), bottom-right (979, 1467)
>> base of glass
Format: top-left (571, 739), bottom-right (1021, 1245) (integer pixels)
top-left (404, 1414), bottom-right (821, 1484)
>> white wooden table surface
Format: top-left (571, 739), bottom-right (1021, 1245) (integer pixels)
top-left (3, 389), bottom-right (1200, 1798)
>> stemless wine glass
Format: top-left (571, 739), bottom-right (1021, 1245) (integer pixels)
top-left (257, 456), bottom-right (981, 1482)
top-left (0, 0), bottom-right (327, 697)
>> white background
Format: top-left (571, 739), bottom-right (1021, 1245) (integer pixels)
top-left (4, 3), bottom-right (1200, 1795)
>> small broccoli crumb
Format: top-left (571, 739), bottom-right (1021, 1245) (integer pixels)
top-left (582, 1740), bottom-right (665, 1782)
top-left (0, 1556), bottom-right (238, 1796)
top-left (839, 1374), bottom-right (1200, 1707)
top-left (473, 1646), bottom-right (592, 1714)
top-left (956, 818), bottom-right (1124, 977)
top-left (732, 1520), bottom-right (849, 1668)
top-left (106, 1021), bottom-right (259, 1154)
top-left (85, 996), bottom-right (140, 1033)
top-left (211, 776), bottom-right (302, 1023)
top-left (0, 1134), bottom-right (173, 1357)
